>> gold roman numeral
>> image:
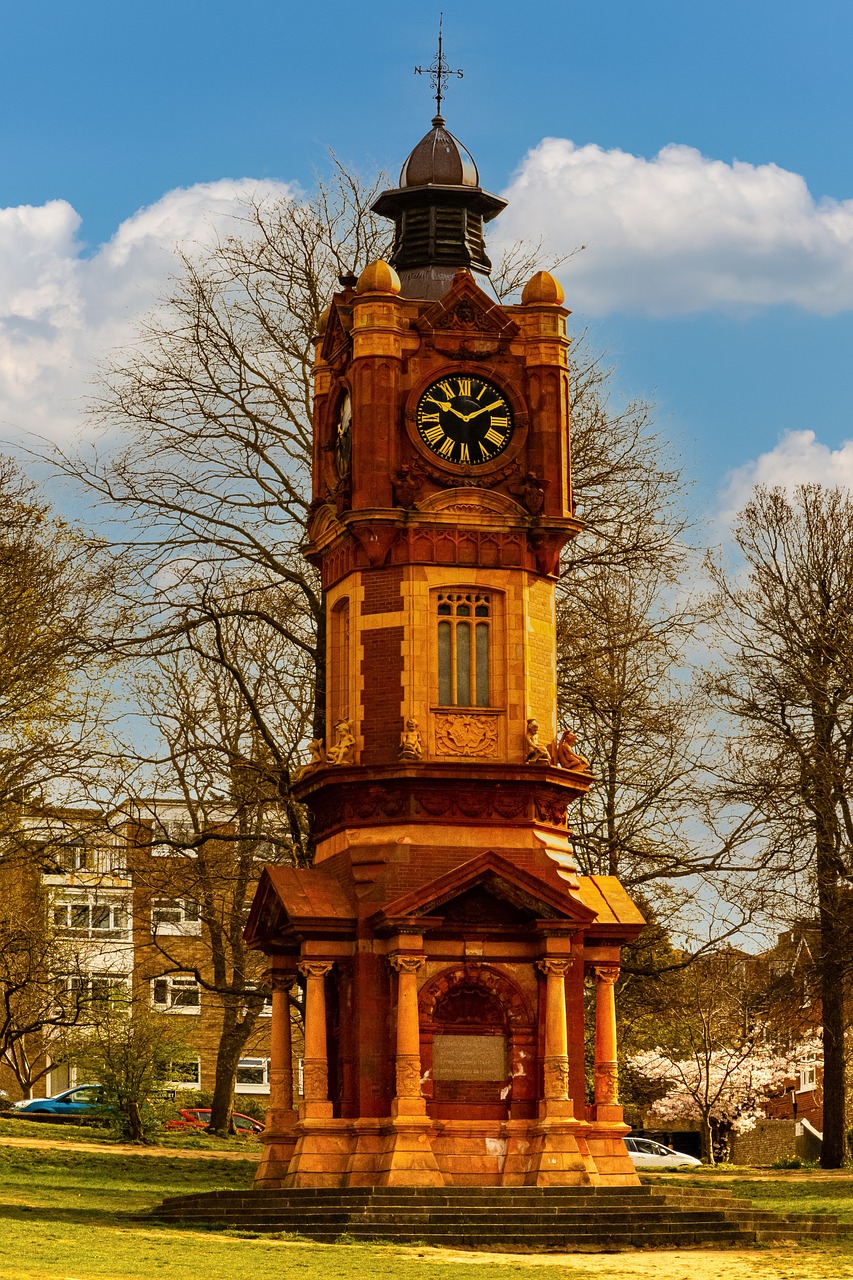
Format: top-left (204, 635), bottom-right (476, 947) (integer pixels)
top-left (420, 412), bottom-right (440, 423)
top-left (484, 427), bottom-right (505, 447)
top-left (423, 425), bottom-right (444, 444)
top-left (438, 379), bottom-right (455, 398)
top-left (459, 441), bottom-right (470, 463)
top-left (490, 415), bottom-right (509, 429)
top-left (437, 437), bottom-right (455, 459)
top-left (475, 383), bottom-right (487, 399)
top-left (457, 377), bottom-right (472, 397)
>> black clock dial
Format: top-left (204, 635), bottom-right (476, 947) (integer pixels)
top-left (416, 375), bottom-right (514, 466)
top-left (334, 393), bottom-right (352, 478)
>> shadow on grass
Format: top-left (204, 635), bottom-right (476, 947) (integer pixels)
top-left (0, 1199), bottom-right (156, 1229)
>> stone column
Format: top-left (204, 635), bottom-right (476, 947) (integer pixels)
top-left (299, 960), bottom-right (334, 1119)
top-left (390, 954), bottom-right (426, 1117)
top-left (378, 950), bottom-right (443, 1185)
top-left (593, 965), bottom-right (620, 1108)
top-left (254, 970), bottom-right (298, 1189)
top-left (268, 974), bottom-right (295, 1114)
top-left (537, 958), bottom-right (573, 1106)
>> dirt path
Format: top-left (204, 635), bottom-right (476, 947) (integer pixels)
top-left (400, 1244), bottom-right (852, 1278)
top-left (0, 1134), bottom-right (260, 1161)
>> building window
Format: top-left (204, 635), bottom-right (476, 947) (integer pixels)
top-left (329, 597), bottom-right (350, 726)
top-left (798, 1061), bottom-right (818, 1091)
top-left (436, 592), bottom-right (491, 707)
top-left (168, 1058), bottom-right (201, 1089)
top-left (243, 984), bottom-right (273, 1017)
top-left (152, 974), bottom-right (201, 1014)
top-left (236, 1057), bottom-right (270, 1093)
top-left (53, 895), bottom-right (129, 938)
top-left (151, 898), bottom-right (201, 936)
top-left (67, 974), bottom-right (130, 1006)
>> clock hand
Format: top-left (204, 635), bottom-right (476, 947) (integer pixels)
top-left (461, 401), bottom-right (504, 422)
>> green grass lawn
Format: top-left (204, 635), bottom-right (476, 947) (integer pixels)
top-left (0, 1114), bottom-right (260, 1154)
top-left (2, 1146), bottom-right (853, 1280)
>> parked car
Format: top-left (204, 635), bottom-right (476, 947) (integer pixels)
top-left (624, 1135), bottom-right (702, 1168)
top-left (165, 1107), bottom-right (265, 1135)
top-left (8, 1084), bottom-right (104, 1122)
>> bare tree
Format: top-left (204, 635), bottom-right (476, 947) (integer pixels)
top-left (0, 880), bottom-right (90, 1097)
top-left (0, 458), bottom-right (119, 868)
top-left (708, 483), bottom-right (853, 1167)
top-left (555, 344), bottom-right (711, 896)
top-left (124, 601), bottom-right (309, 1133)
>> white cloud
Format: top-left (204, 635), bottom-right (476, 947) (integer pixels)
top-left (0, 179), bottom-right (291, 444)
top-left (497, 139), bottom-right (853, 316)
top-left (717, 429), bottom-right (853, 526)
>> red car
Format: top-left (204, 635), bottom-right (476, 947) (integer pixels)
top-left (165, 1107), bottom-right (265, 1134)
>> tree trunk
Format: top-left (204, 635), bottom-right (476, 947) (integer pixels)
top-left (208, 1006), bottom-right (256, 1134)
top-left (814, 749), bottom-right (847, 1168)
top-left (126, 1100), bottom-right (145, 1143)
top-left (699, 1112), bottom-right (714, 1164)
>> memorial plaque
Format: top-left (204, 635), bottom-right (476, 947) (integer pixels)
top-left (432, 1034), bottom-right (507, 1081)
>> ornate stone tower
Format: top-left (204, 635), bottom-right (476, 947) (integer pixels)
top-left (245, 111), bottom-right (644, 1189)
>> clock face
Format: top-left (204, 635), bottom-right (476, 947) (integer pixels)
top-left (334, 393), bottom-right (352, 478)
top-left (416, 375), bottom-right (514, 466)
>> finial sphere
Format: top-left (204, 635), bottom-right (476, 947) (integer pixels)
top-left (356, 260), bottom-right (402, 296)
top-left (521, 270), bottom-right (565, 306)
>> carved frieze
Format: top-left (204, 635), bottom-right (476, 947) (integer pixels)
top-left (594, 1061), bottom-right (619, 1105)
top-left (434, 713), bottom-right (499, 759)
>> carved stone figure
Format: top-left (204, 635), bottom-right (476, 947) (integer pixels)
top-left (525, 718), bottom-right (551, 765)
top-left (392, 462), bottom-right (422, 509)
top-left (293, 738), bottom-right (325, 781)
top-left (553, 729), bottom-right (591, 773)
top-left (325, 718), bottom-right (356, 766)
top-left (398, 718), bottom-right (424, 761)
top-left (516, 470), bottom-right (545, 518)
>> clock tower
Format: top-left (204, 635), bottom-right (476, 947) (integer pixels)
top-left (246, 110), bottom-right (644, 1189)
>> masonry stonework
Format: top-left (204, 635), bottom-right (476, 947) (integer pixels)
top-left (245, 111), bottom-right (645, 1188)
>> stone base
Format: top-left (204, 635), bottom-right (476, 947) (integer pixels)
top-left (256, 1114), bottom-right (639, 1189)
top-left (255, 1109), bottom-right (298, 1188)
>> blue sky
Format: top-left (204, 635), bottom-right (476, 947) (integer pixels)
top-left (2, 0), bottom-right (853, 515)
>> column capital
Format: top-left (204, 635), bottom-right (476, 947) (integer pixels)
top-left (389, 954), bottom-right (426, 975)
top-left (592, 964), bottom-right (619, 986)
top-left (267, 971), bottom-right (297, 993)
top-left (298, 959), bottom-right (334, 980)
top-left (536, 957), bottom-right (573, 976)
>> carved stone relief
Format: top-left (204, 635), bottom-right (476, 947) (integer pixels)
top-left (434, 713), bottom-right (499, 758)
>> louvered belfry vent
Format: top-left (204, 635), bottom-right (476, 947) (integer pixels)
top-left (372, 114), bottom-right (506, 299)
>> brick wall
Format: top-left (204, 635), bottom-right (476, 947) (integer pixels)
top-left (361, 567), bottom-right (404, 615)
top-left (360, 626), bottom-right (404, 765)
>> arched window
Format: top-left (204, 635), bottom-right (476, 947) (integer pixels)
top-left (329, 597), bottom-right (350, 725)
top-left (436, 592), bottom-right (491, 707)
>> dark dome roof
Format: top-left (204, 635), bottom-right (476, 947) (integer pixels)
top-left (399, 115), bottom-right (479, 189)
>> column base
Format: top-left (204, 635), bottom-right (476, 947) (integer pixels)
top-left (377, 1114), bottom-right (445, 1187)
top-left (525, 1112), bottom-right (599, 1186)
top-left (254, 1110), bottom-right (298, 1189)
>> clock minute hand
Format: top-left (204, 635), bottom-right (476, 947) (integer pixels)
top-left (462, 400), bottom-right (504, 422)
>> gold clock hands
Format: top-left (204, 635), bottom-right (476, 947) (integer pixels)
top-left (460, 400), bottom-right (505, 422)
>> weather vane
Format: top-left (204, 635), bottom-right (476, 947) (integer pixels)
top-left (415, 13), bottom-right (463, 120)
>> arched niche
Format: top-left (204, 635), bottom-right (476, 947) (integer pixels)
top-left (418, 963), bottom-right (536, 1120)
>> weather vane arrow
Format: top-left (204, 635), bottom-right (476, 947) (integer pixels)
top-left (415, 13), bottom-right (463, 120)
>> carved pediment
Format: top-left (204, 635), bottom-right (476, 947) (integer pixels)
top-left (438, 884), bottom-right (537, 929)
top-left (417, 487), bottom-right (527, 519)
top-left (416, 271), bottom-right (520, 342)
top-left (371, 851), bottom-right (597, 929)
top-left (320, 300), bottom-right (353, 370)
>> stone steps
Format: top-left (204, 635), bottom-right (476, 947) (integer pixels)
top-left (153, 1184), bottom-right (846, 1249)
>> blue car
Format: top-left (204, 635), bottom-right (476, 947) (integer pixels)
top-left (9, 1084), bottom-right (103, 1122)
